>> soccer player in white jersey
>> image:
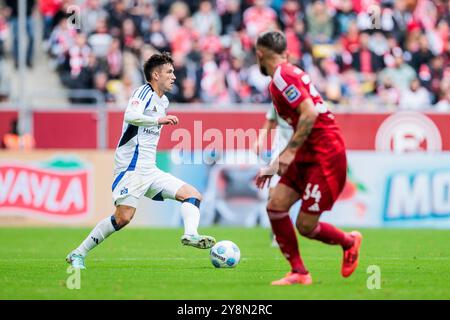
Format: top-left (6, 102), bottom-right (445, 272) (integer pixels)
top-left (254, 104), bottom-right (293, 246)
top-left (66, 52), bottom-right (216, 269)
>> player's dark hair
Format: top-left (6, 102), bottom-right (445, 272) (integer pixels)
top-left (256, 31), bottom-right (287, 54)
top-left (143, 52), bottom-right (174, 81)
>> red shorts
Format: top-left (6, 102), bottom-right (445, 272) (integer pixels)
top-left (279, 151), bottom-right (347, 215)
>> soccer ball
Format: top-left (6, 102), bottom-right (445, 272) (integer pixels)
top-left (210, 240), bottom-right (240, 268)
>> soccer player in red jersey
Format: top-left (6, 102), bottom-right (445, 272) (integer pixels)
top-left (254, 31), bottom-right (362, 285)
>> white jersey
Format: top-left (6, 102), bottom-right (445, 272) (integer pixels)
top-left (114, 83), bottom-right (169, 176)
top-left (266, 104), bottom-right (293, 159)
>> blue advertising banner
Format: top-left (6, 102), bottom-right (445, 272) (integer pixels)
top-left (134, 151), bottom-right (450, 229)
top-left (317, 152), bottom-right (450, 228)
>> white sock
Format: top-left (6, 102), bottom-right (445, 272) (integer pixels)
top-left (180, 202), bottom-right (200, 236)
top-left (74, 215), bottom-right (117, 256)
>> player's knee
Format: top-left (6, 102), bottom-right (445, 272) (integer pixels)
top-left (116, 215), bottom-right (132, 227)
top-left (115, 206), bottom-right (135, 228)
top-left (296, 219), bottom-right (317, 237)
top-left (190, 190), bottom-right (202, 202)
top-left (178, 185), bottom-right (202, 202)
top-left (186, 185), bottom-right (202, 201)
top-left (267, 198), bottom-right (289, 212)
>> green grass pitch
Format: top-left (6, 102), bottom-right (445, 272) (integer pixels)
top-left (0, 227), bottom-right (449, 299)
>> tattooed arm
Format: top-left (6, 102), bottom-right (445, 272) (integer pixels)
top-left (277, 98), bottom-right (318, 176)
top-left (287, 98), bottom-right (318, 151)
top-left (255, 98), bottom-right (318, 189)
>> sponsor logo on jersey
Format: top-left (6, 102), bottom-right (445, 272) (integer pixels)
top-left (283, 84), bottom-right (301, 103)
top-left (143, 127), bottom-right (160, 136)
top-left (120, 187), bottom-right (128, 195)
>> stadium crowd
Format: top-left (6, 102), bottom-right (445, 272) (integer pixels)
top-left (0, 0), bottom-right (449, 110)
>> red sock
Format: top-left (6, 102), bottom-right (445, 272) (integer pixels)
top-left (268, 210), bottom-right (308, 274)
top-left (306, 222), bottom-right (354, 249)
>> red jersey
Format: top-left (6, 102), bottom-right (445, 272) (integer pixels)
top-left (269, 62), bottom-right (345, 163)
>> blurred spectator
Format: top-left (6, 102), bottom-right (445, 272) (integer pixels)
top-left (279, 0), bottom-right (302, 30)
top-left (339, 69), bottom-right (366, 107)
top-left (5, 0), bottom-right (36, 68)
top-left (340, 20), bottom-right (360, 54)
top-left (48, 17), bottom-right (77, 71)
top-left (224, 53), bottom-right (251, 103)
top-left (0, 7), bottom-right (7, 99)
top-left (69, 33), bottom-right (91, 77)
top-left (128, 0), bottom-right (158, 36)
top-left (290, 18), bottom-right (312, 65)
top-left (0, 8), bottom-right (5, 51)
top-left (82, 0), bottom-right (108, 35)
top-left (378, 49), bottom-right (417, 91)
top-left (200, 28), bottom-right (222, 54)
top-left (426, 18), bottom-right (449, 56)
top-left (421, 55), bottom-right (446, 103)
top-left (107, 0), bottom-right (130, 37)
top-left (407, 34), bottom-right (434, 73)
top-left (169, 52), bottom-right (188, 100)
top-left (333, 0), bottom-right (357, 38)
top-left (171, 17), bottom-right (198, 56)
top-left (94, 71), bottom-right (115, 103)
top-left (62, 53), bottom-right (99, 92)
top-left (377, 77), bottom-right (400, 108)
top-left (399, 78), bottom-right (431, 110)
top-left (192, 0), bottom-right (221, 36)
top-left (434, 88), bottom-right (450, 111)
top-left (306, 0), bottom-right (334, 44)
top-left (88, 17), bottom-right (112, 58)
top-left (143, 19), bottom-right (170, 53)
top-left (110, 71), bottom-right (136, 107)
top-left (220, 0), bottom-right (242, 35)
top-left (318, 58), bottom-right (343, 103)
top-left (285, 26), bottom-right (302, 65)
top-left (1, 119), bottom-right (35, 150)
top-left (199, 51), bottom-right (229, 103)
top-left (351, 32), bottom-right (384, 78)
top-left (186, 35), bottom-right (203, 65)
top-left (178, 78), bottom-right (200, 103)
top-left (106, 37), bottom-right (123, 79)
top-left (121, 18), bottom-right (141, 54)
top-left (368, 32), bottom-right (389, 56)
top-left (162, 1), bottom-right (190, 42)
top-left (38, 0), bottom-right (62, 41)
top-left (243, 0), bottom-right (277, 40)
